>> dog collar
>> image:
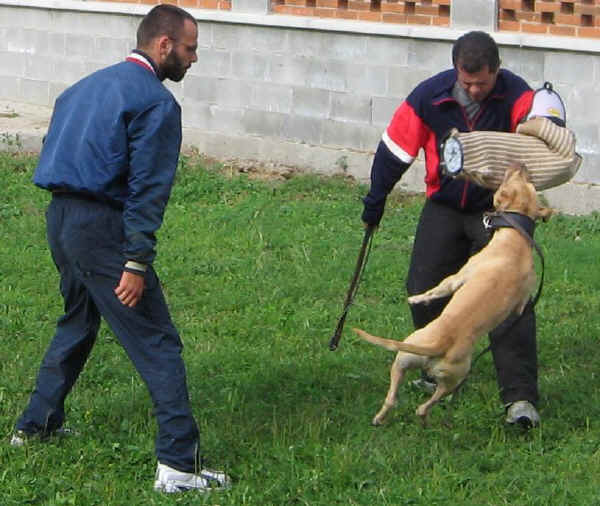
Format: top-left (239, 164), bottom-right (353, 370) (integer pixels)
top-left (483, 211), bottom-right (536, 238)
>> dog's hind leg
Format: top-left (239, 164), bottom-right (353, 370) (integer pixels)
top-left (372, 356), bottom-right (405, 426)
top-left (415, 383), bottom-right (451, 427)
top-left (372, 353), bottom-right (424, 426)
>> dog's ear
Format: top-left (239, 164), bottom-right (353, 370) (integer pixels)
top-left (536, 206), bottom-right (555, 222)
top-left (494, 187), bottom-right (515, 210)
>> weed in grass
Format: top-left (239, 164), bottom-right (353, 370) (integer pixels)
top-left (2, 153), bottom-right (600, 504)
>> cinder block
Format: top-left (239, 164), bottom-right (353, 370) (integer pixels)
top-left (330, 92), bottom-right (372, 123)
top-left (250, 83), bottom-right (293, 113)
top-left (372, 96), bottom-right (402, 126)
top-left (49, 81), bottom-right (69, 104)
top-left (365, 35), bottom-right (410, 66)
top-left (388, 67), bottom-right (433, 97)
top-left (572, 152), bottom-right (600, 185)
top-left (288, 30), bottom-right (325, 58)
top-left (322, 119), bottom-right (379, 150)
top-left (7, 27), bottom-right (36, 55)
top-left (499, 47), bottom-right (545, 86)
top-left (0, 75), bottom-right (19, 99)
top-left (25, 54), bottom-right (54, 81)
top-left (242, 109), bottom-right (287, 137)
top-left (408, 39), bottom-right (452, 71)
top-left (281, 114), bottom-right (323, 144)
top-left (239, 25), bottom-right (288, 53)
top-left (183, 75), bottom-right (218, 103)
top-left (46, 33), bottom-right (66, 58)
top-left (318, 32), bottom-right (368, 62)
top-left (213, 78), bottom-right (253, 108)
top-left (194, 49), bottom-right (232, 78)
top-left (231, 51), bottom-right (269, 80)
top-left (343, 62), bottom-right (388, 95)
top-left (292, 87), bottom-right (331, 119)
top-left (305, 60), bottom-right (346, 92)
top-left (53, 58), bottom-right (88, 86)
top-left (181, 101), bottom-right (212, 130)
top-left (212, 24), bottom-right (247, 50)
top-left (20, 78), bottom-right (49, 106)
top-left (564, 84), bottom-right (600, 125)
top-left (545, 52), bottom-right (595, 86)
top-left (208, 106), bottom-right (246, 134)
top-left (566, 120), bottom-right (598, 155)
top-left (542, 178), bottom-right (600, 215)
top-left (235, 25), bottom-right (288, 52)
top-left (196, 21), bottom-right (213, 49)
top-left (94, 37), bottom-right (131, 64)
top-left (65, 34), bottom-right (96, 59)
top-left (0, 51), bottom-right (27, 77)
top-left (268, 55), bottom-right (312, 86)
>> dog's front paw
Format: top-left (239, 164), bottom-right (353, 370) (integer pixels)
top-left (408, 294), bottom-right (427, 305)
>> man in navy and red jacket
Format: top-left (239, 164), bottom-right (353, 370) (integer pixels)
top-left (362, 31), bottom-right (540, 428)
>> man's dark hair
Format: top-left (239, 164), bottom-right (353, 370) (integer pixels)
top-left (452, 31), bottom-right (500, 73)
top-left (136, 4), bottom-right (197, 48)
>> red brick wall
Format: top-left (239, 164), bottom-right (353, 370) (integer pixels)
top-left (270, 0), bottom-right (451, 26)
top-left (89, 0), bottom-right (600, 38)
top-left (96, 0), bottom-right (231, 9)
top-left (498, 0), bottom-right (600, 38)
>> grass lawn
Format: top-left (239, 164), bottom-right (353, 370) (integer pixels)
top-left (1, 151), bottom-right (600, 505)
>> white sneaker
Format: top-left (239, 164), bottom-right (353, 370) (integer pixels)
top-left (154, 462), bottom-right (231, 494)
top-left (10, 430), bottom-right (27, 447)
top-left (505, 401), bottom-right (540, 428)
top-left (10, 427), bottom-right (77, 446)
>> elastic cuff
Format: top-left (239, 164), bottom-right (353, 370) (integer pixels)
top-left (124, 260), bottom-right (147, 273)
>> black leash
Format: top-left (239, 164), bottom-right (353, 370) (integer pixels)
top-left (328, 224), bottom-right (376, 351)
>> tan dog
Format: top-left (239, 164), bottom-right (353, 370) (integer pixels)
top-left (353, 163), bottom-right (553, 426)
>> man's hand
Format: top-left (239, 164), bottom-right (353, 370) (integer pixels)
top-left (115, 270), bottom-right (145, 307)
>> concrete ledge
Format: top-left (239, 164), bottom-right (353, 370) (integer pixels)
top-left (2, 0), bottom-right (600, 54)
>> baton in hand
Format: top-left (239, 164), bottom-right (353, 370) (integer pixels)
top-left (328, 224), bottom-right (375, 351)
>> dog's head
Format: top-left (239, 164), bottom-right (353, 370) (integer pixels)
top-left (493, 162), bottom-right (554, 221)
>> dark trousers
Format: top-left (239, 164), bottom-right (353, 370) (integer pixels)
top-left (406, 199), bottom-right (538, 406)
top-left (16, 194), bottom-right (200, 472)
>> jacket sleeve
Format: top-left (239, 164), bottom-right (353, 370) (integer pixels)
top-left (362, 101), bottom-right (425, 225)
top-left (122, 99), bottom-right (182, 266)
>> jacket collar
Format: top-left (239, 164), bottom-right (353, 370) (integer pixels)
top-left (432, 68), bottom-right (508, 106)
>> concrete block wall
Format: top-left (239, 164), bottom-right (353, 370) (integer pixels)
top-left (0, 0), bottom-right (599, 214)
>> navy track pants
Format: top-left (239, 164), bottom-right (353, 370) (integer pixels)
top-left (16, 193), bottom-right (200, 472)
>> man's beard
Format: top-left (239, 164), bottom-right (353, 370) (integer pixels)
top-left (160, 50), bottom-right (188, 82)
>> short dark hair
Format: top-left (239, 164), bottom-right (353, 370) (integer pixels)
top-left (452, 31), bottom-right (500, 73)
top-left (136, 4), bottom-right (197, 48)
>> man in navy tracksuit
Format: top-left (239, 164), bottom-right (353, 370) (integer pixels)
top-left (362, 31), bottom-right (540, 428)
top-left (12, 5), bottom-right (230, 493)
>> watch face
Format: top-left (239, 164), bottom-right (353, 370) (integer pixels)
top-left (442, 137), bottom-right (463, 175)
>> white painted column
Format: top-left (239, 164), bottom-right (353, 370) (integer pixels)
top-left (231, 0), bottom-right (270, 14)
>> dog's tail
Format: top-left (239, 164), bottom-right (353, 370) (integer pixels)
top-left (352, 328), bottom-right (446, 357)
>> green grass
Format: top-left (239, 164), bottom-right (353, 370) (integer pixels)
top-left (1, 151), bottom-right (600, 505)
